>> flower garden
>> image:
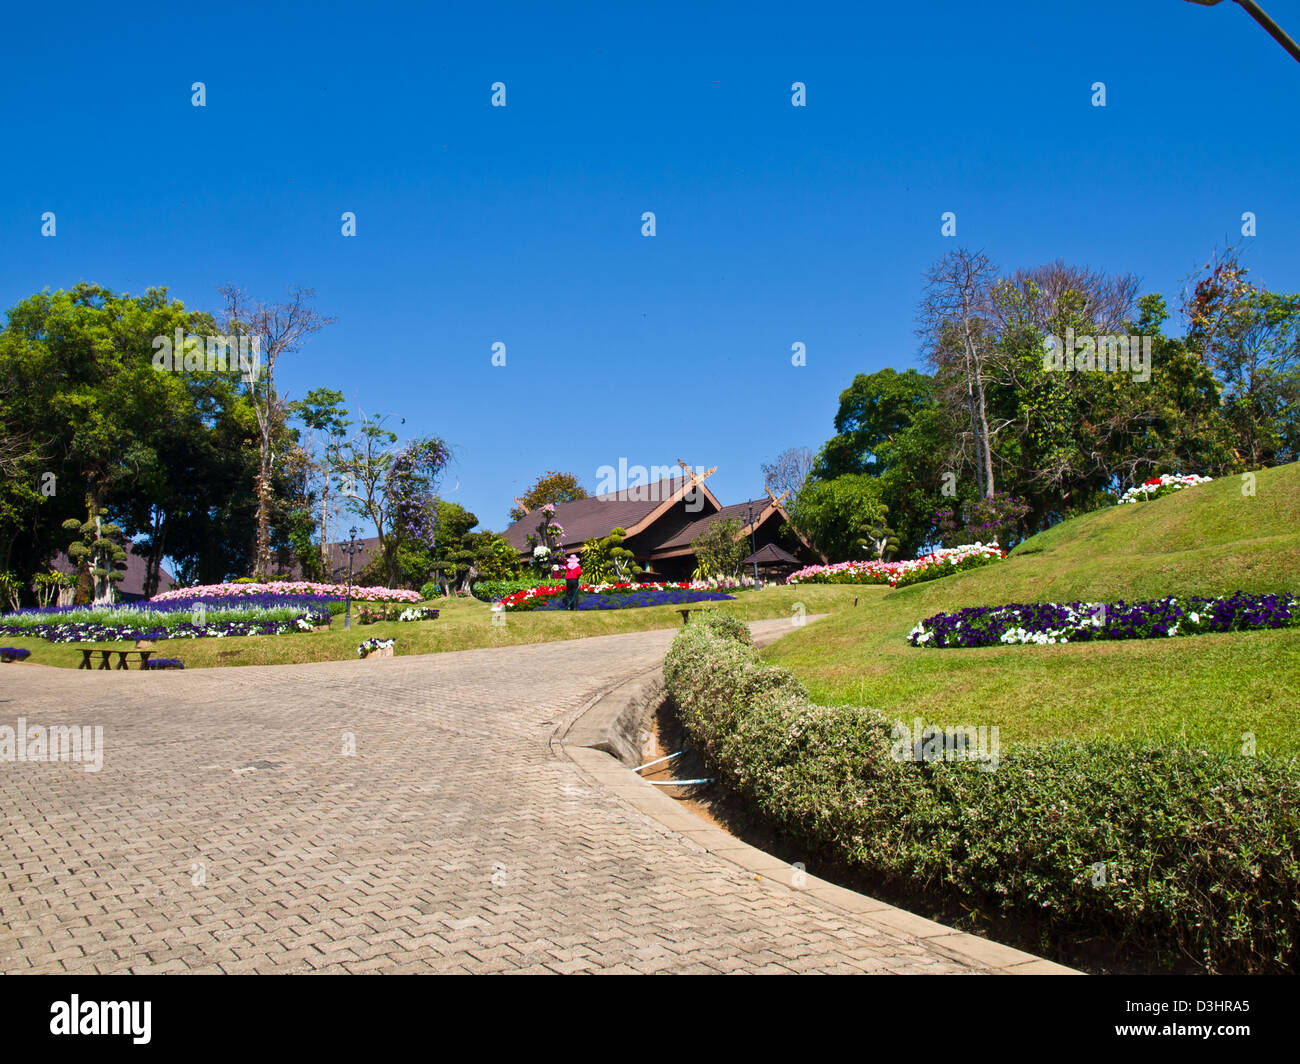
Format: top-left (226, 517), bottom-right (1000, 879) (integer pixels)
top-left (908, 591), bottom-right (1299, 648)
top-left (1116, 473), bottom-right (1213, 505)
top-left (496, 581), bottom-right (736, 612)
top-left (150, 581), bottom-right (420, 603)
top-left (787, 542), bottom-right (1004, 588)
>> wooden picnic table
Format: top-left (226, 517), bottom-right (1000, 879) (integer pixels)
top-left (77, 648), bottom-right (154, 670)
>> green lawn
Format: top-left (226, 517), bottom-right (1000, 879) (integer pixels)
top-left (2, 585), bottom-right (856, 671)
top-left (764, 462), bottom-right (1300, 754)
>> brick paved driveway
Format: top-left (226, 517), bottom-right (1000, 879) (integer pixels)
top-left (0, 626), bottom-right (987, 973)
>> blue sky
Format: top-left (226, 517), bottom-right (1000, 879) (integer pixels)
top-left (3, 0), bottom-right (1298, 534)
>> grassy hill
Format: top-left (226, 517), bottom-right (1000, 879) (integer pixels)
top-left (764, 463), bottom-right (1300, 753)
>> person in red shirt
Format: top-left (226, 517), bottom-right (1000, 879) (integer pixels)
top-left (563, 555), bottom-right (582, 610)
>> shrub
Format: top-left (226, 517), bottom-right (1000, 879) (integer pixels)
top-left (663, 622), bottom-right (1300, 973)
top-left (468, 577), bottom-right (548, 603)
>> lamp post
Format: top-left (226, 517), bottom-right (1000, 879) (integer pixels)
top-left (1185, 1), bottom-right (1300, 64)
top-left (343, 526), bottom-right (360, 629)
top-left (746, 503), bottom-right (761, 589)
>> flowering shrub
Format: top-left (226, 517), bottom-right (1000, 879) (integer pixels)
top-left (1, 647), bottom-right (31, 662)
top-left (788, 543), bottom-right (1005, 588)
top-left (664, 613), bottom-right (1300, 973)
top-left (909, 591), bottom-right (1299, 648)
top-left (498, 582), bottom-right (735, 612)
top-left (151, 582), bottom-right (420, 603)
top-left (1117, 473), bottom-right (1213, 505)
top-left (357, 637), bottom-right (395, 658)
top-left (0, 596), bottom-right (333, 642)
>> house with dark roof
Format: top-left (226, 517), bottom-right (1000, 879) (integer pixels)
top-left (501, 464), bottom-right (823, 580)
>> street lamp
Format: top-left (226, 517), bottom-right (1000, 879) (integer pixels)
top-left (1185, 1), bottom-right (1300, 64)
top-left (746, 503), bottom-right (761, 589)
top-left (343, 526), bottom-right (361, 629)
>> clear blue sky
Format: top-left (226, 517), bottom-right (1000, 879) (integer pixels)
top-left (3, 0), bottom-right (1297, 534)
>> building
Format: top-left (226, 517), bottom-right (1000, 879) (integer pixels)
top-left (501, 464), bottom-right (823, 581)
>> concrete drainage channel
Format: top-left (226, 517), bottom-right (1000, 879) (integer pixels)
top-left (557, 619), bottom-right (1078, 975)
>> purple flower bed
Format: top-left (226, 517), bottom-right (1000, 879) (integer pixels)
top-left (145, 658), bottom-right (185, 669)
top-left (909, 591), bottom-right (1300, 648)
top-left (534, 588), bottom-right (735, 611)
top-left (1, 647), bottom-right (31, 661)
top-left (0, 594), bottom-right (335, 643)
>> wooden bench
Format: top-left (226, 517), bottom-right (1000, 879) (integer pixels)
top-left (678, 609), bottom-right (696, 625)
top-left (77, 648), bottom-right (154, 671)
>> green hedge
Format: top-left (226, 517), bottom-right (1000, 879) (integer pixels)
top-left (663, 613), bottom-right (1300, 973)
top-left (468, 577), bottom-right (550, 602)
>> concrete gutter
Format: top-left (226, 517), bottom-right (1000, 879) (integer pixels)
top-left (558, 615), bottom-right (1080, 976)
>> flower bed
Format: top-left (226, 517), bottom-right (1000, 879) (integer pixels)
top-left (398, 607), bottom-right (440, 622)
top-left (1, 647), bottom-right (31, 662)
top-left (357, 637), bottom-right (395, 658)
top-left (909, 591), bottom-right (1299, 648)
top-left (0, 595), bottom-right (333, 643)
top-left (144, 658), bottom-right (185, 670)
top-left (1117, 473), bottom-right (1213, 505)
top-left (151, 581), bottom-right (420, 603)
top-left (498, 582), bottom-right (735, 612)
top-left (788, 543), bottom-right (1005, 588)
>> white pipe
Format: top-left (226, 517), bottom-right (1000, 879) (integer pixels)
top-left (647, 778), bottom-right (714, 786)
top-left (634, 750), bottom-right (686, 772)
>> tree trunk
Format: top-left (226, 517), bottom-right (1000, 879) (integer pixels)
top-left (255, 445), bottom-right (273, 580)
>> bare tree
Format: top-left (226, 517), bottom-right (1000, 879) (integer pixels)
top-left (918, 249), bottom-right (999, 497)
top-left (761, 447), bottom-right (815, 500)
top-left (220, 286), bottom-right (335, 579)
top-left (992, 260), bottom-right (1140, 337)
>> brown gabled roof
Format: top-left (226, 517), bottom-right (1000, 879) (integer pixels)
top-left (741, 542), bottom-right (802, 566)
top-left (502, 476), bottom-right (721, 552)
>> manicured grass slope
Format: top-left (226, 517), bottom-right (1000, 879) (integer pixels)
top-left (4, 585), bottom-right (853, 671)
top-left (765, 463), bottom-right (1300, 753)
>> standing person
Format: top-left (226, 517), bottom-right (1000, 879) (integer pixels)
top-left (564, 554), bottom-right (582, 610)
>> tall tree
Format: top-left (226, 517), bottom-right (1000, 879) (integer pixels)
top-left (509, 471), bottom-right (588, 522)
top-left (760, 447), bottom-right (815, 499)
top-left (291, 388), bottom-right (351, 575)
top-left (918, 249), bottom-right (999, 497)
top-left (220, 285), bottom-right (334, 579)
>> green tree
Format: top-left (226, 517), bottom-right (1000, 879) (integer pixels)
top-left (62, 498), bottom-right (128, 604)
top-left (788, 474), bottom-right (888, 562)
top-left (689, 517), bottom-right (748, 579)
top-left (580, 527), bottom-right (643, 583)
top-left (509, 471), bottom-right (588, 522)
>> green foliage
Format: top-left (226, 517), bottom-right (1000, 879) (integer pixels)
top-left (467, 577), bottom-right (550, 602)
top-left (580, 526), bottom-right (642, 583)
top-left (789, 474), bottom-right (888, 562)
top-left (689, 516), bottom-right (748, 579)
top-left (665, 620), bottom-right (1300, 973)
top-left (509, 471), bottom-right (588, 523)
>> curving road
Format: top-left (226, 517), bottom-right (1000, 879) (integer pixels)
top-left (0, 624), bottom-right (1025, 974)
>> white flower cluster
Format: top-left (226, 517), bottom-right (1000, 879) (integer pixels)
top-left (1117, 473), bottom-right (1212, 504)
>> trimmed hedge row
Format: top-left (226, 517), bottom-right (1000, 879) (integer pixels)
top-left (663, 613), bottom-right (1300, 973)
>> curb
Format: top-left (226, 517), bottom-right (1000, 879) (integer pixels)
top-left (558, 617), bottom-right (1081, 976)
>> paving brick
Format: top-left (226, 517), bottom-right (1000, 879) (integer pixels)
top-left (0, 625), bottom-right (1030, 975)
